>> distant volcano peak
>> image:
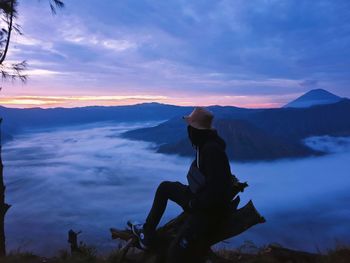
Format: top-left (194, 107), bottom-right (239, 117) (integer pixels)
top-left (284, 89), bottom-right (342, 108)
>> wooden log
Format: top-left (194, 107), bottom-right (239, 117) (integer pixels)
top-left (110, 199), bottom-right (265, 262)
top-left (110, 228), bottom-right (134, 242)
top-left (209, 200), bottom-right (265, 245)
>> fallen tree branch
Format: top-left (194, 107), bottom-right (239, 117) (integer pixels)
top-left (110, 198), bottom-right (265, 262)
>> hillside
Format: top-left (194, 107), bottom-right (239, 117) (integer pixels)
top-left (157, 119), bottom-right (320, 161)
top-left (123, 99), bottom-right (350, 161)
top-left (0, 103), bottom-right (191, 142)
top-left (249, 99), bottom-right (350, 140)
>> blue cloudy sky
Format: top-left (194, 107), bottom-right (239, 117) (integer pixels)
top-left (1, 0), bottom-right (350, 108)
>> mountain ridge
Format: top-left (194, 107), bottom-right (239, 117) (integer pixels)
top-left (1, 91), bottom-right (349, 161)
top-left (284, 89), bottom-right (342, 108)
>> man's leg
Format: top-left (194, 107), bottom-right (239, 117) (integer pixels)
top-left (144, 181), bottom-right (191, 233)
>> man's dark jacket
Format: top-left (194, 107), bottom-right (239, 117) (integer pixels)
top-left (191, 129), bottom-right (233, 212)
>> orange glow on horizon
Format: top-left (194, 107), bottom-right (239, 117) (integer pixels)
top-left (0, 94), bottom-right (283, 109)
top-left (0, 95), bottom-right (168, 108)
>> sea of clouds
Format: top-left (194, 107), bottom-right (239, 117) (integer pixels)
top-left (3, 122), bottom-right (350, 255)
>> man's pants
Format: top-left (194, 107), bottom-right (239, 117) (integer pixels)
top-left (145, 181), bottom-right (192, 231)
top-left (144, 181), bottom-right (221, 263)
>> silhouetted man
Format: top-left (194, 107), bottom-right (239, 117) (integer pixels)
top-left (131, 107), bottom-right (235, 263)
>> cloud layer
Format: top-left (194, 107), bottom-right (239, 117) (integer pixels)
top-left (2, 0), bottom-right (350, 107)
top-left (4, 122), bottom-right (350, 255)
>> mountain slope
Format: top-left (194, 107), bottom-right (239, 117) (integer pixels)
top-left (284, 89), bottom-right (342, 108)
top-left (250, 99), bottom-right (350, 140)
top-left (0, 103), bottom-right (191, 141)
top-left (123, 99), bottom-right (350, 161)
top-left (157, 119), bottom-right (319, 161)
top-left (122, 106), bottom-right (261, 144)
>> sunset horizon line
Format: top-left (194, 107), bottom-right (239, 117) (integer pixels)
top-left (0, 94), bottom-right (285, 109)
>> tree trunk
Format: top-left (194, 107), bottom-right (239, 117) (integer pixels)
top-left (0, 118), bottom-right (11, 257)
top-left (0, 0), bottom-right (15, 65)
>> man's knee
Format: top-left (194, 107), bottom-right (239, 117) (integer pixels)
top-left (157, 181), bottom-right (175, 195)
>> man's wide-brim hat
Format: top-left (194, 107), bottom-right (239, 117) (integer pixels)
top-left (183, 107), bottom-right (214, 130)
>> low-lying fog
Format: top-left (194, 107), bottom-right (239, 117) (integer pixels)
top-left (3, 122), bottom-right (350, 255)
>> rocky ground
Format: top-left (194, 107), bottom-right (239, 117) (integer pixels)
top-left (1, 243), bottom-right (350, 263)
